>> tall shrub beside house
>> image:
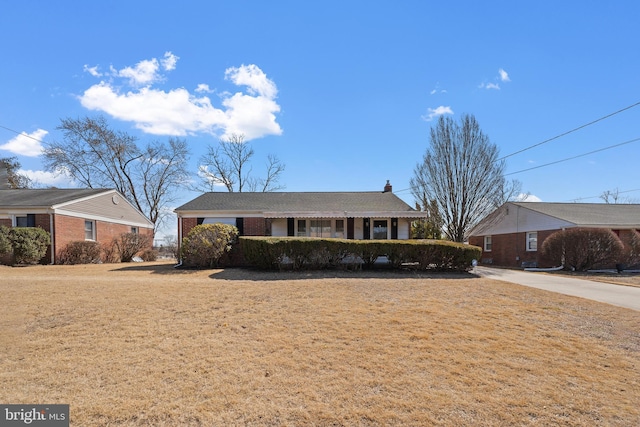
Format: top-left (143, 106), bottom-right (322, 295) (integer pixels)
top-left (181, 223), bottom-right (238, 268)
top-left (8, 227), bottom-right (51, 265)
top-left (541, 227), bottom-right (624, 271)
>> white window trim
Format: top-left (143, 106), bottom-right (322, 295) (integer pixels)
top-left (526, 231), bottom-right (538, 251)
top-left (85, 220), bottom-right (96, 241)
top-left (484, 235), bottom-right (492, 252)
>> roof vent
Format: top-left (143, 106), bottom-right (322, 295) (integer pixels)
top-left (383, 180), bottom-right (392, 193)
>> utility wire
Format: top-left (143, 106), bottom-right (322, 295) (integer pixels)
top-left (571, 187), bottom-right (640, 202)
top-left (497, 100), bottom-right (640, 161)
top-left (0, 124), bottom-right (48, 144)
top-left (505, 136), bottom-right (640, 176)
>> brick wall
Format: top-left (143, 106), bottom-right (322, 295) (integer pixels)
top-left (53, 214), bottom-right (153, 263)
top-left (242, 217), bottom-right (268, 236)
top-left (471, 229), bottom-right (558, 268)
top-left (0, 218), bottom-right (11, 227)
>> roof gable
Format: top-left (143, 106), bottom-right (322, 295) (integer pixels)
top-left (471, 202), bottom-right (640, 236)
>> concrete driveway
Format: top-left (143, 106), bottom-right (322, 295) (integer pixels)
top-left (475, 266), bottom-right (640, 312)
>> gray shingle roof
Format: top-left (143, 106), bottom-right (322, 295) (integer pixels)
top-left (0, 188), bottom-right (110, 208)
top-left (513, 202), bottom-right (640, 227)
top-left (175, 191), bottom-right (420, 217)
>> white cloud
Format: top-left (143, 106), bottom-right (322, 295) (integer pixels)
top-left (479, 82), bottom-right (500, 90)
top-left (83, 65), bottom-right (102, 77)
top-left (118, 57), bottom-right (163, 86)
top-left (498, 68), bottom-right (510, 82)
top-left (225, 64), bottom-right (277, 98)
top-left (516, 193), bottom-right (542, 202)
top-left (421, 106), bottom-right (453, 122)
top-left (20, 169), bottom-right (76, 187)
top-left (161, 52), bottom-right (179, 71)
top-left (195, 83), bottom-right (213, 93)
top-left (79, 57), bottom-right (282, 141)
top-left (0, 129), bottom-right (48, 157)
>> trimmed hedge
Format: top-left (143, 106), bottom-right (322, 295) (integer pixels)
top-left (181, 223), bottom-right (239, 268)
top-left (240, 237), bottom-right (481, 272)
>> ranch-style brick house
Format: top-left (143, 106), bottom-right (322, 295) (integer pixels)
top-left (468, 202), bottom-right (640, 268)
top-left (0, 187), bottom-right (154, 264)
top-left (174, 181), bottom-right (428, 244)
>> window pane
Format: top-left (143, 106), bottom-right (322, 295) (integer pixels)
top-left (335, 220), bottom-right (344, 238)
top-left (310, 220), bottom-right (331, 237)
top-left (528, 232), bottom-right (537, 251)
top-left (85, 221), bottom-right (94, 240)
top-left (373, 220), bottom-right (387, 240)
top-left (16, 216), bottom-right (28, 227)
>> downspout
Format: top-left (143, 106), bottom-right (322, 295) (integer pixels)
top-left (174, 215), bottom-right (183, 268)
top-left (49, 210), bottom-right (55, 265)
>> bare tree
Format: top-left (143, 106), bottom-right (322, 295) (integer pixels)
top-left (410, 114), bottom-right (518, 242)
top-left (42, 115), bottom-right (190, 232)
top-left (0, 157), bottom-right (32, 189)
top-left (198, 133), bottom-right (285, 192)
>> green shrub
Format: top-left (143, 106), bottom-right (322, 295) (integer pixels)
top-left (9, 227), bottom-right (50, 265)
top-left (57, 241), bottom-right (102, 264)
top-left (181, 223), bottom-right (238, 268)
top-left (541, 227), bottom-right (624, 271)
top-left (0, 225), bottom-right (11, 255)
top-left (240, 237), bottom-right (481, 272)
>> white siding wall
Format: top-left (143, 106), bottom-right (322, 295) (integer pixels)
top-left (271, 218), bottom-right (288, 236)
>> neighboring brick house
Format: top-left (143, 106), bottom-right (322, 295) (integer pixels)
top-left (468, 202), bottom-right (640, 268)
top-left (174, 181), bottom-right (428, 247)
top-left (0, 188), bottom-right (154, 264)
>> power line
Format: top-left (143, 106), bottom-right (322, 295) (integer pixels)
top-left (571, 187), bottom-right (640, 202)
top-left (505, 136), bottom-right (640, 176)
top-left (497, 100), bottom-right (640, 161)
top-left (0, 124), bottom-right (48, 144)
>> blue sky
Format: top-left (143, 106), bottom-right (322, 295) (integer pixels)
top-left (1, 1), bottom-right (639, 238)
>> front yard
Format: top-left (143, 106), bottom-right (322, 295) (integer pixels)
top-left (1, 261), bottom-right (638, 425)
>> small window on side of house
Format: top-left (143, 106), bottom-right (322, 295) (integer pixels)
top-left (131, 227), bottom-right (138, 234)
top-left (526, 232), bottom-right (538, 251)
top-left (297, 219), bottom-right (307, 237)
top-left (85, 220), bottom-right (96, 241)
top-left (484, 236), bottom-right (492, 252)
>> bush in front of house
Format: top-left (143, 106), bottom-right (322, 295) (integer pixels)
top-left (112, 232), bottom-right (153, 262)
top-left (181, 223), bottom-right (239, 268)
top-left (541, 227), bottom-right (624, 271)
top-left (57, 241), bottom-right (102, 264)
top-left (0, 225), bottom-right (11, 255)
top-left (7, 227), bottom-right (51, 265)
top-left (620, 230), bottom-right (640, 269)
top-left (240, 237), bottom-right (481, 272)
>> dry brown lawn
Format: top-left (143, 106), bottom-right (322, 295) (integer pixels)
top-left (1, 261), bottom-right (638, 426)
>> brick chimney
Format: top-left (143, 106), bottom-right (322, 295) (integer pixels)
top-left (383, 180), bottom-right (392, 193)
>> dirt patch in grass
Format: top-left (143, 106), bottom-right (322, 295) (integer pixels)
top-left (1, 261), bottom-right (638, 426)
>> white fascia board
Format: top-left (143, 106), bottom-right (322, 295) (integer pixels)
top-left (54, 208), bottom-right (154, 229)
top-left (177, 210), bottom-right (264, 218)
top-left (264, 211), bottom-right (429, 218)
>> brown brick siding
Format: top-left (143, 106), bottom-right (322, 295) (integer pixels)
top-left (471, 229), bottom-right (558, 268)
top-left (242, 217), bottom-right (268, 236)
top-left (52, 214), bottom-right (152, 264)
top-left (0, 218), bottom-right (12, 227)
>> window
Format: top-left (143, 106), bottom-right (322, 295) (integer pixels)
top-left (85, 220), bottom-right (96, 241)
top-left (373, 220), bottom-right (388, 240)
top-left (297, 219), bottom-right (307, 237)
top-left (526, 232), bottom-right (537, 251)
top-left (484, 236), bottom-right (492, 252)
top-left (131, 227), bottom-right (138, 234)
top-left (15, 214), bottom-right (35, 227)
top-left (310, 220), bottom-right (331, 237)
top-left (335, 220), bottom-right (344, 238)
